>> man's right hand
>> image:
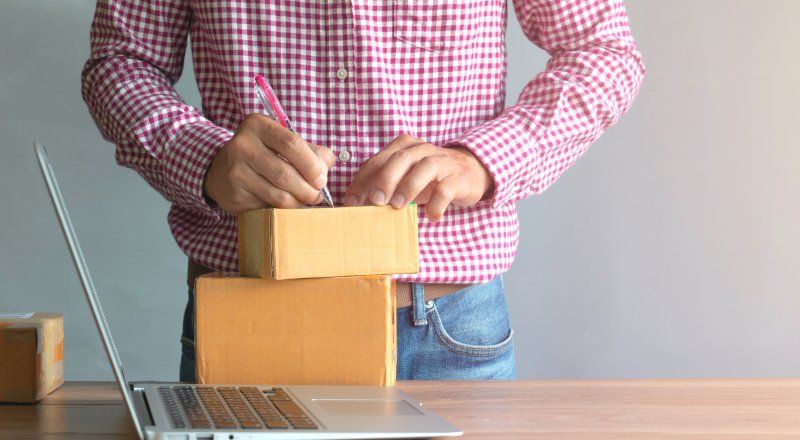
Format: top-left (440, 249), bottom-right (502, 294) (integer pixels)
top-left (204, 114), bottom-right (335, 213)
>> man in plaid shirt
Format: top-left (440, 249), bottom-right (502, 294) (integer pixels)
top-left (82, 0), bottom-right (644, 381)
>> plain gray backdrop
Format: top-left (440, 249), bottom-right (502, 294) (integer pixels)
top-left (1, 1), bottom-right (799, 381)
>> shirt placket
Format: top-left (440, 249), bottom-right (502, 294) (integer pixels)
top-left (326, 0), bottom-right (360, 202)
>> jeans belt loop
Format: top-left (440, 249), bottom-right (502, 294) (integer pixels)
top-left (411, 282), bottom-right (428, 326)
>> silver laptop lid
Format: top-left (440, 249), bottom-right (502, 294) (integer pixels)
top-left (34, 142), bottom-right (144, 439)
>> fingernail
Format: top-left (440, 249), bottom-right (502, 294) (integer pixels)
top-left (370, 190), bottom-right (386, 205)
top-left (314, 174), bottom-right (326, 188)
top-left (345, 195), bottom-right (360, 206)
top-left (390, 193), bottom-right (406, 208)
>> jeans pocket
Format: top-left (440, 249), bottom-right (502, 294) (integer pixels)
top-left (428, 308), bottom-right (514, 357)
top-left (392, 0), bottom-right (481, 52)
top-left (427, 301), bottom-right (514, 357)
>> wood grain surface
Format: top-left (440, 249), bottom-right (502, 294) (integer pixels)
top-left (1, 380), bottom-right (799, 439)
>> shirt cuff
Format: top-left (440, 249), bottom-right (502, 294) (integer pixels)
top-left (445, 110), bottom-right (541, 209)
top-left (162, 120), bottom-right (233, 217)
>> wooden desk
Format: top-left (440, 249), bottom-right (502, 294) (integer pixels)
top-left (1, 380), bottom-right (799, 439)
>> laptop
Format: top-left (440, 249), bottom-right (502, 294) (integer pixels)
top-left (34, 142), bottom-right (462, 440)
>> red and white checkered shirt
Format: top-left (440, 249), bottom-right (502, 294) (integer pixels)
top-left (82, 0), bottom-right (643, 283)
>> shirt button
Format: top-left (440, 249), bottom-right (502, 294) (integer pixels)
top-left (338, 149), bottom-right (351, 162)
top-left (336, 67), bottom-right (348, 81)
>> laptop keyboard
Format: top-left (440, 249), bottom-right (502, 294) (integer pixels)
top-left (159, 386), bottom-right (318, 430)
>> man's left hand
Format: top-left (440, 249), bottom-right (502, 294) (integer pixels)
top-left (343, 134), bottom-right (494, 221)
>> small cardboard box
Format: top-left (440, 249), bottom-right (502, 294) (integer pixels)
top-left (0, 313), bottom-right (64, 403)
top-left (195, 273), bottom-right (396, 386)
top-left (238, 205), bottom-right (419, 280)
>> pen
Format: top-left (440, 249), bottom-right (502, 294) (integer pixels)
top-left (254, 74), bottom-right (334, 207)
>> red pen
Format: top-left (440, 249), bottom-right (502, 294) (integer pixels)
top-left (254, 74), bottom-right (334, 207)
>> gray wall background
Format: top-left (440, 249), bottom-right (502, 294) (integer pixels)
top-left (2, 1), bottom-right (799, 381)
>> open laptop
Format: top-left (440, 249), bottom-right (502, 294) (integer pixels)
top-left (34, 142), bottom-right (462, 440)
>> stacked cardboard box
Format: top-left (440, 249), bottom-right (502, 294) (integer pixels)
top-left (195, 205), bottom-right (419, 386)
top-left (0, 313), bottom-right (64, 402)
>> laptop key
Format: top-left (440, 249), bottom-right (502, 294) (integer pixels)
top-left (264, 419), bottom-right (290, 429)
top-left (293, 423), bottom-right (318, 429)
top-left (288, 416), bottom-right (317, 428)
top-left (273, 400), bottom-right (305, 417)
top-left (239, 387), bottom-right (260, 394)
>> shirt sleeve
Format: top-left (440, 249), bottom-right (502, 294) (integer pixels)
top-left (81, 0), bottom-right (232, 216)
top-left (446, 0), bottom-right (645, 208)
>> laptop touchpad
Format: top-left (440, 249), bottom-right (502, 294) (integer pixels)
top-left (313, 399), bottom-right (424, 416)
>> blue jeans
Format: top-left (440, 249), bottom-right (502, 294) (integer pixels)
top-left (180, 276), bottom-right (515, 382)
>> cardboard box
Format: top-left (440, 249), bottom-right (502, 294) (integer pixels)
top-left (238, 205), bottom-right (419, 280)
top-left (194, 273), bottom-right (396, 386)
top-left (0, 313), bottom-right (64, 403)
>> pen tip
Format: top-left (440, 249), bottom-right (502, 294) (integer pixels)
top-left (321, 188), bottom-right (334, 207)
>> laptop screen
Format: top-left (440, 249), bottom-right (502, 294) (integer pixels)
top-left (34, 142), bottom-right (144, 439)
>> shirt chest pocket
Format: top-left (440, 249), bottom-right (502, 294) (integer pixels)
top-left (392, 0), bottom-right (481, 52)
